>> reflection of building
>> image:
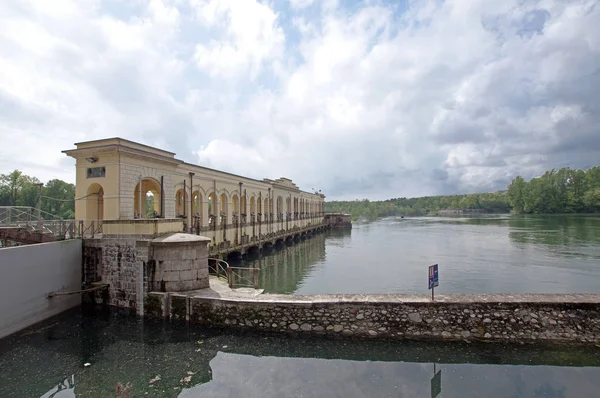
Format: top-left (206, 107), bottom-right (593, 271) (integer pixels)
top-left (250, 233), bottom-right (328, 294)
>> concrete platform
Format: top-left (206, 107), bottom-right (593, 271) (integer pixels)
top-left (183, 276), bottom-right (264, 299)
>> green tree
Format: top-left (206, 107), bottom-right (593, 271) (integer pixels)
top-left (508, 176), bottom-right (526, 213)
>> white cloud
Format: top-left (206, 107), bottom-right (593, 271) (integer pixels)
top-left (0, 0), bottom-right (599, 200)
top-left (190, 0), bottom-right (285, 79)
top-left (289, 0), bottom-right (314, 10)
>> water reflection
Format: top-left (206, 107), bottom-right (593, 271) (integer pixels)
top-left (1, 307), bottom-right (600, 398)
top-left (508, 215), bottom-right (600, 249)
top-left (40, 376), bottom-right (75, 398)
top-left (234, 216), bottom-right (600, 294)
top-left (236, 230), bottom-right (352, 294)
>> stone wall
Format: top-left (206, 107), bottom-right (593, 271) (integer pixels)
top-left (83, 233), bottom-right (211, 314)
top-left (149, 234), bottom-right (210, 291)
top-left (146, 293), bottom-right (600, 344)
top-left (83, 238), bottom-right (148, 312)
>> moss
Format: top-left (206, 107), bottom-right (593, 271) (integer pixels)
top-left (171, 296), bottom-right (187, 320)
top-left (145, 294), bottom-right (162, 317)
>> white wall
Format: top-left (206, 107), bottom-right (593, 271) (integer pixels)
top-left (0, 240), bottom-right (82, 339)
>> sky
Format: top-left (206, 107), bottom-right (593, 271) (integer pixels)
top-left (0, 0), bottom-right (599, 200)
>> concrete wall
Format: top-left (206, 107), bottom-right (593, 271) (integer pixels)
top-left (0, 240), bottom-right (82, 339)
top-left (146, 292), bottom-right (600, 345)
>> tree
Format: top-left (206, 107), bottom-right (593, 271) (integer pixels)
top-left (508, 176), bottom-right (526, 213)
top-left (42, 179), bottom-right (75, 219)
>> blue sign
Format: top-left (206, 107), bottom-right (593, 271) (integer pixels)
top-left (428, 264), bottom-right (439, 290)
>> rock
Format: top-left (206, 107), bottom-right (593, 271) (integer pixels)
top-left (484, 333), bottom-right (492, 338)
top-left (368, 330), bottom-right (377, 336)
top-left (300, 323), bottom-right (312, 331)
top-left (483, 318), bottom-right (492, 324)
top-left (272, 323), bottom-right (278, 328)
top-left (408, 313), bottom-right (422, 323)
top-left (441, 331), bottom-right (452, 338)
top-left (289, 323), bottom-right (299, 330)
top-left (461, 330), bottom-right (470, 338)
top-left (149, 375), bottom-right (161, 384)
top-left (549, 320), bottom-right (557, 325)
top-left (333, 325), bottom-right (344, 332)
top-left (356, 313), bottom-right (365, 320)
top-left (313, 326), bottom-right (324, 332)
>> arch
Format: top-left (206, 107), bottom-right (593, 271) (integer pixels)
top-left (286, 196), bottom-right (291, 214)
top-left (134, 178), bottom-right (161, 218)
top-left (241, 192), bottom-right (247, 216)
top-left (294, 197), bottom-right (298, 214)
top-left (220, 192), bottom-right (228, 215)
top-left (264, 197), bottom-right (269, 220)
top-left (175, 189), bottom-right (187, 217)
top-left (208, 192), bottom-right (216, 215)
top-left (86, 183), bottom-right (104, 220)
top-left (276, 196), bottom-right (283, 214)
top-left (269, 198), bottom-right (273, 213)
top-left (232, 194), bottom-right (239, 216)
top-left (192, 191), bottom-right (202, 216)
top-left (250, 196), bottom-right (256, 215)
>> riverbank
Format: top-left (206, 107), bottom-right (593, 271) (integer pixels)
top-left (145, 283), bottom-right (600, 345)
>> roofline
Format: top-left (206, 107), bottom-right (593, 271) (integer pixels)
top-left (180, 162), bottom-right (319, 197)
top-left (71, 137), bottom-right (176, 156)
top-left (63, 137), bottom-right (322, 198)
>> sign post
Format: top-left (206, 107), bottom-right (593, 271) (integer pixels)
top-left (428, 264), bottom-right (439, 301)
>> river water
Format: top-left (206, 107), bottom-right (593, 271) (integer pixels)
top-left (2, 215), bottom-right (600, 397)
top-left (2, 307), bottom-right (600, 398)
top-left (238, 214), bottom-right (600, 295)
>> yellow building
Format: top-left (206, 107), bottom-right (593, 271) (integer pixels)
top-left (63, 138), bottom-right (325, 251)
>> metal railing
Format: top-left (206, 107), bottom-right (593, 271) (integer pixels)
top-left (227, 266), bottom-right (260, 289)
top-left (208, 258), bottom-right (229, 281)
top-left (0, 206), bottom-right (81, 240)
top-left (208, 258), bottom-right (260, 289)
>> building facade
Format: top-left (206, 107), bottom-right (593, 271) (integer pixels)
top-left (63, 138), bottom-right (326, 253)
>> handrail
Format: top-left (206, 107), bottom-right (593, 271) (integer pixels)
top-left (226, 266), bottom-right (260, 289)
top-left (208, 258), bottom-right (230, 281)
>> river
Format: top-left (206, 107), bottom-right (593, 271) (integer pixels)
top-left (237, 214), bottom-right (600, 294)
top-left (1, 307), bottom-right (600, 397)
top-left (2, 215), bottom-right (600, 397)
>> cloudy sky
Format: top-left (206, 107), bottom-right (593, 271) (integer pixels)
top-left (0, 0), bottom-right (599, 200)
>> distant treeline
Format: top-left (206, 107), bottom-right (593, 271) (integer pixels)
top-left (325, 166), bottom-right (600, 221)
top-left (0, 170), bottom-right (75, 219)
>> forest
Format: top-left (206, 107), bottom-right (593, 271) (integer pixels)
top-left (0, 170), bottom-right (75, 219)
top-left (325, 166), bottom-right (600, 221)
